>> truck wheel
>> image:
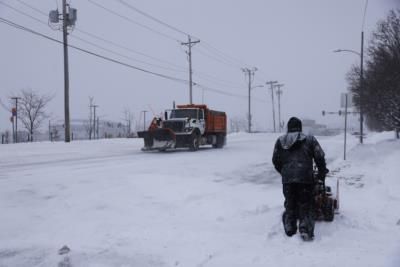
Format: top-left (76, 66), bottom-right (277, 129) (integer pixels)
top-left (189, 132), bottom-right (200, 151)
top-left (213, 134), bottom-right (225, 148)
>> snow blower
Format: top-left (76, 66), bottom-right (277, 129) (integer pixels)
top-left (313, 170), bottom-right (339, 222)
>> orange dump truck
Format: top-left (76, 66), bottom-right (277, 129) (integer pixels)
top-left (138, 104), bottom-right (227, 151)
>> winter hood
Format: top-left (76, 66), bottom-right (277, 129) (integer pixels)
top-left (279, 132), bottom-right (307, 149)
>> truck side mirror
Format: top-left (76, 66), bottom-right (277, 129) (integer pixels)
top-left (164, 111), bottom-right (168, 120)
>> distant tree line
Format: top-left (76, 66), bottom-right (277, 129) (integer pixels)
top-left (347, 9), bottom-right (400, 137)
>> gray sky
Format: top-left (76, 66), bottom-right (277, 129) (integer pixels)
top-left (0, 0), bottom-right (398, 132)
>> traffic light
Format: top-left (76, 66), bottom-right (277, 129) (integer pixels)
top-left (322, 110), bottom-right (326, 116)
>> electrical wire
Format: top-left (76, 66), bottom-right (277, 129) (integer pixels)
top-left (89, 0), bottom-right (260, 88)
top-left (115, 0), bottom-right (250, 70)
top-left (71, 34), bottom-right (188, 73)
top-left (74, 28), bottom-right (188, 71)
top-left (0, 17), bottom-right (189, 84)
top-left (87, 0), bottom-right (181, 43)
top-left (0, 98), bottom-right (11, 112)
top-left (0, 17), bottom-right (264, 100)
top-left (3, 1), bottom-right (269, 100)
top-left (117, 0), bottom-right (190, 37)
top-left (4, 1), bottom-right (248, 94)
top-left (14, 0), bottom-right (48, 16)
top-left (13, 0), bottom-right (189, 72)
top-left (0, 1), bottom-right (189, 74)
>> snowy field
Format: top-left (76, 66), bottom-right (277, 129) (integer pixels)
top-left (0, 132), bottom-right (399, 267)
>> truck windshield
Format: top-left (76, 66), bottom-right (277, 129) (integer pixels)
top-left (170, 109), bottom-right (201, 119)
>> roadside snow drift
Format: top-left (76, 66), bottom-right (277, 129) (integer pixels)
top-left (0, 132), bottom-right (399, 267)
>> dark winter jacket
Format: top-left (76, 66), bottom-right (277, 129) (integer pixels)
top-left (272, 132), bottom-right (327, 184)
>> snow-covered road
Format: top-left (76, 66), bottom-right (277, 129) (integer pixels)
top-left (0, 133), bottom-right (399, 266)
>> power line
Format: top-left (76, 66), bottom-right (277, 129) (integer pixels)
top-left (0, 1), bottom-right (50, 26)
top-left (0, 97), bottom-right (10, 112)
top-left (0, 1), bottom-right (188, 74)
top-left (200, 41), bottom-right (250, 69)
top-left (14, 0), bottom-right (48, 16)
top-left (0, 17), bottom-right (189, 84)
top-left (117, 0), bottom-right (190, 37)
top-left (74, 28), bottom-right (188, 71)
top-left (196, 47), bottom-right (242, 70)
top-left (193, 72), bottom-right (244, 90)
top-left (12, 0), bottom-right (190, 73)
top-left (70, 34), bottom-right (187, 73)
top-left (87, 0), bottom-right (257, 89)
top-left (87, 0), bottom-right (181, 43)
top-left (0, 5), bottom-right (248, 98)
top-left (115, 0), bottom-right (252, 69)
top-left (0, 17), bottom-right (263, 101)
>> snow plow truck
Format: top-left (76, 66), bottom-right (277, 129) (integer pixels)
top-left (137, 104), bottom-right (227, 151)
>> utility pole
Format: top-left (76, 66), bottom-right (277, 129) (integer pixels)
top-left (274, 84), bottom-right (284, 132)
top-left (97, 117), bottom-right (100, 139)
top-left (266, 81), bottom-right (278, 132)
top-left (242, 67), bottom-right (258, 133)
top-left (11, 97), bottom-right (21, 143)
top-left (49, 120), bottom-right (51, 141)
top-left (142, 110), bottom-right (148, 131)
top-left (91, 104), bottom-right (98, 139)
top-left (49, 1), bottom-right (77, 142)
top-left (360, 31), bottom-right (364, 144)
top-left (344, 94), bottom-right (348, 160)
top-left (181, 36), bottom-right (200, 104)
top-left (10, 116), bottom-right (15, 143)
top-left (62, 0), bottom-right (71, 142)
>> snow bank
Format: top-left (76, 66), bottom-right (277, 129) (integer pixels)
top-left (0, 133), bottom-right (399, 266)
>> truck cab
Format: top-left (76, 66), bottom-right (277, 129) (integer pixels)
top-left (165, 107), bottom-right (206, 136)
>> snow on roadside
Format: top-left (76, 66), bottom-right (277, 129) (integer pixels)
top-left (0, 132), bottom-right (399, 266)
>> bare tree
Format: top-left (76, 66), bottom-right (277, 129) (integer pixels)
top-left (347, 9), bottom-right (400, 138)
top-left (17, 89), bottom-right (52, 142)
top-left (229, 116), bottom-right (247, 133)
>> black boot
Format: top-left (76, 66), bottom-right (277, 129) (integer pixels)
top-left (282, 211), bottom-right (297, 237)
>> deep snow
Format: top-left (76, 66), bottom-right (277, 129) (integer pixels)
top-left (0, 132), bottom-right (399, 267)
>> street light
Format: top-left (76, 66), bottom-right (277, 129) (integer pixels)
top-left (333, 49), bottom-right (360, 56)
top-left (334, 31), bottom-right (364, 144)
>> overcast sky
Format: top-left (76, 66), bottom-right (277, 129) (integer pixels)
top-left (0, 0), bottom-right (398, 133)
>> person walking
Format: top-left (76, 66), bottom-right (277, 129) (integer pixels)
top-left (272, 117), bottom-right (328, 241)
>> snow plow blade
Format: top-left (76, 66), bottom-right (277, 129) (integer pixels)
top-left (137, 129), bottom-right (176, 151)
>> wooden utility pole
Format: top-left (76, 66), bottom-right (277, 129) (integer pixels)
top-left (181, 36), bottom-right (200, 104)
top-left (62, 0), bottom-right (71, 142)
top-left (266, 81), bottom-right (278, 132)
top-left (92, 104), bottom-right (98, 139)
top-left (242, 68), bottom-right (258, 133)
top-left (11, 97), bottom-right (21, 143)
top-left (275, 84), bottom-right (284, 132)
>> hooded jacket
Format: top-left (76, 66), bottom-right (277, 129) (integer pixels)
top-left (272, 131), bottom-right (327, 184)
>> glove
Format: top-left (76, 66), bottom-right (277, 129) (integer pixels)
top-left (317, 168), bottom-right (329, 181)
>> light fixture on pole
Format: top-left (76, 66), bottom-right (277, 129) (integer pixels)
top-left (333, 31), bottom-right (364, 144)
